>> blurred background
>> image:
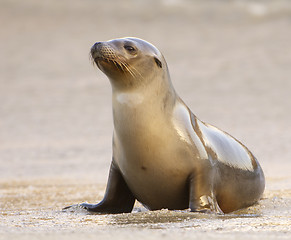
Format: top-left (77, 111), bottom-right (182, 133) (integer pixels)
top-left (1, 0), bottom-right (291, 237)
top-left (0, 0), bottom-right (290, 188)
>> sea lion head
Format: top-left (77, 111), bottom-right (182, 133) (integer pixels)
top-left (90, 38), bottom-right (169, 90)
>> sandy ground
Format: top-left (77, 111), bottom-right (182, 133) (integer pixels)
top-left (0, 0), bottom-right (291, 239)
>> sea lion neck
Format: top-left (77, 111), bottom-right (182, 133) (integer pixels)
top-left (112, 84), bottom-right (177, 111)
top-left (111, 71), bottom-right (177, 112)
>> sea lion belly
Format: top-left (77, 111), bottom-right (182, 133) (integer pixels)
top-left (112, 95), bottom-right (196, 210)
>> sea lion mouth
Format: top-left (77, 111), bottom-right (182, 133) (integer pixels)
top-left (91, 54), bottom-right (137, 78)
top-left (94, 57), bottom-right (124, 72)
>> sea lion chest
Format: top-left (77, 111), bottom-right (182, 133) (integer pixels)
top-left (111, 93), bottom-right (197, 209)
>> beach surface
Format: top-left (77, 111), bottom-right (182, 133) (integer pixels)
top-left (0, 0), bottom-right (290, 239)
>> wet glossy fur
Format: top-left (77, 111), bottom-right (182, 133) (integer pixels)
top-left (64, 38), bottom-right (265, 214)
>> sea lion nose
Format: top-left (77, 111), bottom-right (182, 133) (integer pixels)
top-left (91, 42), bottom-right (103, 58)
top-left (91, 42), bottom-right (102, 51)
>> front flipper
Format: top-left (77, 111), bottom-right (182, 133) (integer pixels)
top-left (64, 160), bottom-right (135, 214)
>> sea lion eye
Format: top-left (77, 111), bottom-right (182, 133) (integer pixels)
top-left (154, 57), bottom-right (162, 68)
top-left (124, 45), bottom-right (136, 52)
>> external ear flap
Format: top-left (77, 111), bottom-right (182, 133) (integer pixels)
top-left (154, 57), bottom-right (162, 68)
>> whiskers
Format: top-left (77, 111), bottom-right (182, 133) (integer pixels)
top-left (89, 52), bottom-right (98, 68)
top-left (116, 57), bottom-right (144, 82)
top-left (90, 53), bottom-right (144, 81)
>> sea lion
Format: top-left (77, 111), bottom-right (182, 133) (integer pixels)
top-left (64, 37), bottom-right (265, 214)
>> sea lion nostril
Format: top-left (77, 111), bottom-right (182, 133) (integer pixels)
top-left (94, 42), bottom-right (102, 47)
top-left (91, 42), bottom-right (102, 52)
